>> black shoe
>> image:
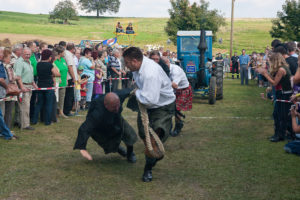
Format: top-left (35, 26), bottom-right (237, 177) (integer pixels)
top-left (270, 136), bottom-right (284, 142)
top-left (24, 126), bottom-right (35, 130)
top-left (117, 146), bottom-right (127, 157)
top-left (142, 170), bottom-right (152, 182)
top-left (65, 113), bottom-right (74, 117)
top-left (171, 121), bottom-right (184, 137)
top-left (127, 152), bottom-right (137, 163)
top-left (13, 122), bottom-right (21, 128)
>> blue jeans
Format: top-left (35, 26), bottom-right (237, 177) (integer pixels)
top-left (240, 64), bottom-right (248, 85)
top-left (86, 82), bottom-right (94, 102)
top-left (0, 108), bottom-right (13, 140)
top-left (32, 90), bottom-right (54, 125)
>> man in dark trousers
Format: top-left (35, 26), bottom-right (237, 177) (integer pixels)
top-left (73, 89), bottom-right (137, 162)
top-left (231, 52), bottom-right (239, 79)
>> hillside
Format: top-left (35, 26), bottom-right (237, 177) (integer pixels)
top-left (0, 11), bottom-right (273, 54)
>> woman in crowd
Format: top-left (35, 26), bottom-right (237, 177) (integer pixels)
top-left (54, 46), bottom-right (68, 118)
top-left (92, 51), bottom-right (103, 98)
top-left (2, 49), bottom-right (28, 128)
top-left (32, 49), bottom-right (60, 125)
top-left (79, 48), bottom-right (95, 109)
top-left (257, 53), bottom-right (294, 142)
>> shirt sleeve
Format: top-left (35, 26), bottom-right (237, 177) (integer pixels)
top-left (14, 60), bottom-right (23, 77)
top-left (136, 74), bottom-right (161, 107)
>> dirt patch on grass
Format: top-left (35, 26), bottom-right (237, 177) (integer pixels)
top-left (0, 33), bottom-right (80, 45)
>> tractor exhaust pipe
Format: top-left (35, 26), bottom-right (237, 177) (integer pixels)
top-left (197, 29), bottom-right (207, 87)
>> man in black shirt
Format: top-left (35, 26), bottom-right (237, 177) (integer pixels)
top-left (231, 52), bottom-right (239, 79)
top-left (73, 89), bottom-right (138, 163)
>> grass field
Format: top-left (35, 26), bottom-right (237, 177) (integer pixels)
top-left (0, 11), bottom-right (273, 54)
top-left (1, 78), bottom-right (300, 200)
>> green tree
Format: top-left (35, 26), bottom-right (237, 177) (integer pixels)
top-left (270, 0), bottom-right (300, 41)
top-left (49, 0), bottom-right (79, 24)
top-left (165, 0), bottom-right (225, 45)
top-left (78, 0), bottom-right (120, 18)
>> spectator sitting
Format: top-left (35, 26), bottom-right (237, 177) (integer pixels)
top-left (126, 23), bottom-right (135, 34)
top-left (116, 22), bottom-right (124, 33)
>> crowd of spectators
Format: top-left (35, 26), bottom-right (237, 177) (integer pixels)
top-left (0, 40), bottom-right (182, 140)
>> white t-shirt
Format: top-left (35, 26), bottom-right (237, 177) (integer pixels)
top-left (170, 64), bottom-right (189, 89)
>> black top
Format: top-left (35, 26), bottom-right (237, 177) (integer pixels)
top-left (37, 62), bottom-right (54, 88)
top-left (231, 56), bottom-right (239, 67)
top-left (286, 56), bottom-right (298, 76)
top-left (279, 66), bottom-right (292, 91)
top-left (73, 88), bottom-right (133, 153)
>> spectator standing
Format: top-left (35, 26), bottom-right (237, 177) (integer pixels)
top-left (14, 48), bottom-right (37, 130)
top-left (223, 55), bottom-right (230, 74)
top-left (11, 44), bottom-right (23, 66)
top-left (257, 53), bottom-right (294, 142)
top-left (64, 43), bottom-right (78, 116)
top-left (286, 42), bottom-right (298, 75)
top-left (28, 42), bottom-right (38, 122)
top-left (238, 49), bottom-right (250, 85)
top-left (79, 48), bottom-right (95, 109)
top-left (32, 50), bottom-right (60, 125)
top-left (2, 49), bottom-right (28, 128)
top-left (108, 49), bottom-right (125, 92)
top-left (231, 52), bottom-right (239, 79)
top-left (54, 46), bottom-right (68, 118)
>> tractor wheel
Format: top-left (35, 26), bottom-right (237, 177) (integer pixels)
top-left (209, 76), bottom-right (216, 105)
top-left (215, 62), bottom-right (224, 100)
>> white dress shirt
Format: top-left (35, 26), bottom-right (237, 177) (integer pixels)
top-left (133, 56), bottom-right (175, 109)
top-left (170, 64), bottom-right (189, 89)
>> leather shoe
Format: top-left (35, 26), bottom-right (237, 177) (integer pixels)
top-left (142, 170), bottom-right (152, 182)
top-left (24, 126), bottom-right (35, 130)
top-left (117, 146), bottom-right (127, 157)
top-left (127, 152), bottom-right (137, 163)
top-left (270, 136), bottom-right (284, 142)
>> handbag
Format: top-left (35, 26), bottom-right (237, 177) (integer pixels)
top-left (6, 83), bottom-right (21, 96)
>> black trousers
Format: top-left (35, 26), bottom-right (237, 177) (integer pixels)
top-left (273, 91), bottom-right (294, 139)
top-left (30, 76), bottom-right (38, 121)
top-left (63, 79), bottom-right (74, 115)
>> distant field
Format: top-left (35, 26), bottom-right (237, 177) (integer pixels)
top-left (0, 11), bottom-right (273, 54)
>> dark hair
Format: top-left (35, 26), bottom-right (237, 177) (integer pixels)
top-left (83, 48), bottom-right (92, 56)
top-left (91, 51), bottom-right (98, 60)
top-left (26, 41), bottom-right (35, 48)
top-left (48, 44), bottom-right (54, 49)
top-left (41, 49), bottom-right (53, 61)
top-left (123, 47), bottom-right (143, 61)
top-left (54, 46), bottom-right (65, 54)
top-left (59, 41), bottom-right (67, 47)
top-left (98, 51), bottom-right (103, 59)
top-left (273, 44), bottom-right (288, 55)
top-left (66, 43), bottom-right (75, 51)
top-left (271, 39), bottom-right (281, 48)
top-left (286, 42), bottom-right (296, 53)
top-left (149, 50), bottom-right (160, 58)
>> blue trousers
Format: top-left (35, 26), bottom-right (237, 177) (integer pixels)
top-left (0, 108), bottom-right (13, 140)
top-left (32, 90), bottom-right (54, 125)
top-left (240, 64), bottom-right (248, 85)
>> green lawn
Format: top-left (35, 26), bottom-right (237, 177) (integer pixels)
top-left (0, 11), bottom-right (273, 53)
top-left (1, 78), bottom-right (300, 200)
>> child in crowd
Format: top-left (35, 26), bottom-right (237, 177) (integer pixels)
top-left (75, 66), bottom-right (88, 114)
top-left (93, 67), bottom-right (103, 99)
top-left (80, 74), bottom-right (89, 110)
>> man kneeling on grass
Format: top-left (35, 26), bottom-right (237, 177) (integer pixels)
top-left (73, 88), bottom-right (138, 163)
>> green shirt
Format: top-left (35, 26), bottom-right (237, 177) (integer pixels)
top-left (14, 57), bottom-right (34, 84)
top-left (30, 53), bottom-right (38, 76)
top-left (54, 57), bottom-right (68, 87)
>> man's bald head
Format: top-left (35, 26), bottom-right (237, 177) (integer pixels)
top-left (104, 93), bottom-right (120, 113)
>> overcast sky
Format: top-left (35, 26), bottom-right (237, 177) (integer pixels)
top-left (0, 0), bottom-right (286, 18)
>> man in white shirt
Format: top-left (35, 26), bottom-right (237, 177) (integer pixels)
top-left (123, 47), bottom-right (175, 182)
top-left (64, 43), bottom-right (78, 116)
top-left (161, 57), bottom-right (193, 137)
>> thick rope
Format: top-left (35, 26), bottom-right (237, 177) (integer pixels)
top-left (137, 101), bottom-right (165, 159)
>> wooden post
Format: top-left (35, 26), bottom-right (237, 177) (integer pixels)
top-left (230, 0), bottom-right (235, 59)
